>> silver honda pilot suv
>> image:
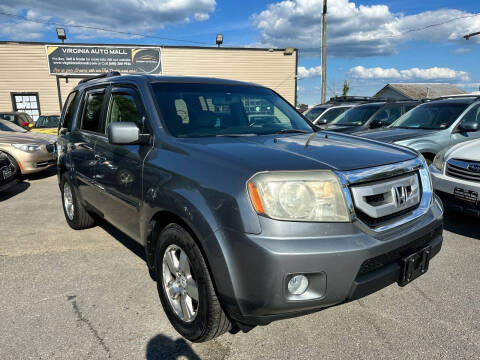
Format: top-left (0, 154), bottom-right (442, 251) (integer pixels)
top-left (57, 73), bottom-right (443, 342)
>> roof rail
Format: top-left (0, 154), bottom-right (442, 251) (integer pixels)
top-left (79, 71), bottom-right (121, 84)
top-left (327, 96), bottom-right (381, 103)
top-left (429, 94), bottom-right (480, 101)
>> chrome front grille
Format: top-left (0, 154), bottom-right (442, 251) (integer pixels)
top-left (336, 157), bottom-right (433, 232)
top-left (446, 159), bottom-right (480, 182)
top-left (350, 172), bottom-right (421, 219)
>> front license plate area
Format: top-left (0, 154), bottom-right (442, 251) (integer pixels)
top-left (398, 246), bottom-right (431, 287)
top-left (454, 187), bottom-right (478, 205)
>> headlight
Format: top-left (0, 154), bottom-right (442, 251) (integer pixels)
top-left (247, 171), bottom-right (350, 222)
top-left (432, 148), bottom-right (448, 171)
top-left (12, 143), bottom-right (41, 152)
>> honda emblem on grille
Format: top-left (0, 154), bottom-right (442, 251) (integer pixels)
top-left (467, 164), bottom-right (480, 173)
top-left (393, 186), bottom-right (408, 206)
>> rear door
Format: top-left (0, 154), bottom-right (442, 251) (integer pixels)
top-left (93, 86), bottom-right (151, 239)
top-left (69, 87), bottom-right (107, 208)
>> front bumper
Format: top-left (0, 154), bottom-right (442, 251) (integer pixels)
top-left (214, 196), bottom-right (443, 326)
top-left (430, 165), bottom-right (480, 216)
top-left (18, 150), bottom-right (56, 174)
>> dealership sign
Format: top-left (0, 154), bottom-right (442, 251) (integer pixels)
top-left (46, 45), bottom-right (162, 75)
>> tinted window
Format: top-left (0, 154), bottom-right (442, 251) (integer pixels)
top-left (152, 83), bottom-right (312, 138)
top-left (0, 114), bottom-right (15, 122)
top-left (371, 105), bottom-right (402, 126)
top-left (460, 104), bottom-right (480, 128)
top-left (317, 107), bottom-right (350, 124)
top-left (62, 91), bottom-right (79, 131)
top-left (108, 92), bottom-right (144, 130)
top-left (331, 104), bottom-right (382, 126)
top-left (0, 119), bottom-right (26, 132)
top-left (304, 107), bottom-right (328, 121)
top-left (391, 102), bottom-right (470, 130)
top-left (81, 92), bottom-right (105, 133)
top-left (36, 116), bottom-right (60, 128)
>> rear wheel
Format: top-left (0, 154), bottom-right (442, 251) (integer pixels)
top-left (61, 173), bottom-right (95, 230)
top-left (155, 223), bottom-right (231, 342)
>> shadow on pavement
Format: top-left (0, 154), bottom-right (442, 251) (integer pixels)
top-left (443, 212), bottom-right (480, 240)
top-left (0, 181), bottom-right (30, 201)
top-left (146, 334), bottom-right (201, 360)
top-left (98, 220), bottom-right (146, 261)
top-left (24, 166), bottom-right (57, 181)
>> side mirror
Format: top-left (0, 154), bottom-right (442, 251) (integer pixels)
top-left (458, 121), bottom-right (478, 133)
top-left (369, 119), bottom-right (383, 129)
top-left (108, 122), bottom-right (141, 144)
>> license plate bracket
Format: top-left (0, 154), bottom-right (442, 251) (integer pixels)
top-left (454, 187), bottom-right (478, 204)
top-left (398, 246), bottom-right (431, 287)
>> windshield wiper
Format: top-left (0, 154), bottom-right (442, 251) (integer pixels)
top-left (273, 129), bottom-right (312, 134)
top-left (215, 133), bottom-right (258, 137)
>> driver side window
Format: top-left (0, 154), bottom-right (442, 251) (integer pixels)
top-left (460, 104), bottom-right (480, 129)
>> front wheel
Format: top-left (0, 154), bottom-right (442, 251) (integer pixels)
top-left (155, 224), bottom-right (231, 342)
top-left (61, 173), bottom-right (95, 230)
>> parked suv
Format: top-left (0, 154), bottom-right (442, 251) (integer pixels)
top-left (358, 96), bottom-right (480, 163)
top-left (324, 100), bottom-right (420, 134)
top-left (57, 73), bottom-right (443, 342)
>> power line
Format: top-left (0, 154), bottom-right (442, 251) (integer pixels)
top-left (384, 12), bottom-right (480, 38)
top-left (0, 10), bottom-right (213, 46)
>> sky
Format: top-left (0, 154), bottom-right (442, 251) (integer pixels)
top-left (0, 0), bottom-right (479, 105)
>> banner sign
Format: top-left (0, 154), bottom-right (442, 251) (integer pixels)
top-left (46, 45), bottom-right (162, 75)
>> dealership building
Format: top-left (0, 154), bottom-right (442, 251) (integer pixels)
top-left (0, 41), bottom-right (298, 120)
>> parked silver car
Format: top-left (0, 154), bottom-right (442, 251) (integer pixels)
top-left (430, 138), bottom-right (480, 216)
top-left (358, 96), bottom-right (480, 163)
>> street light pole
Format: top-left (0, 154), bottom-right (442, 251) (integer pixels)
top-left (321, 0), bottom-right (327, 103)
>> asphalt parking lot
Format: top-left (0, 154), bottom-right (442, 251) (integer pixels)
top-left (0, 169), bottom-right (479, 360)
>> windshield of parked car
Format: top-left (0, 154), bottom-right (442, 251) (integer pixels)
top-left (330, 104), bottom-right (383, 126)
top-left (0, 119), bottom-right (27, 133)
top-left (303, 106), bottom-right (328, 121)
top-left (390, 102), bottom-right (471, 130)
top-left (316, 106), bottom-right (351, 124)
top-left (35, 115), bottom-right (60, 128)
top-left (152, 83), bottom-right (314, 137)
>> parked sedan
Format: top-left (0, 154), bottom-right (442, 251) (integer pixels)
top-left (430, 138), bottom-right (480, 216)
top-left (0, 120), bottom-right (56, 175)
top-left (0, 112), bottom-right (34, 129)
top-left (0, 151), bottom-right (19, 192)
top-left (358, 96), bottom-right (480, 163)
top-left (31, 115), bottom-right (60, 135)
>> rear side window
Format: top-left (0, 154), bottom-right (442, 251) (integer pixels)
top-left (81, 91), bottom-right (105, 133)
top-left (61, 91), bottom-right (79, 132)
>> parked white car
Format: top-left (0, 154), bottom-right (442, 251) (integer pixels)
top-left (430, 138), bottom-right (480, 216)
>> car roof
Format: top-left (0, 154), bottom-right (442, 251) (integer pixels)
top-left (0, 112), bottom-right (24, 115)
top-left (423, 97), bottom-right (478, 104)
top-left (75, 74), bottom-right (264, 90)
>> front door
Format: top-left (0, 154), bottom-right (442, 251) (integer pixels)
top-left (93, 86), bottom-right (151, 239)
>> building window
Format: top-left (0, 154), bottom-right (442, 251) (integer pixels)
top-left (11, 93), bottom-right (41, 121)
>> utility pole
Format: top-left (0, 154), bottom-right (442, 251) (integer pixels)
top-left (321, 0), bottom-right (327, 103)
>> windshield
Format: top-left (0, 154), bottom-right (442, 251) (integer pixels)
top-left (317, 107), bottom-right (351, 124)
top-left (35, 115), bottom-right (60, 128)
top-left (0, 119), bottom-right (27, 133)
top-left (391, 102), bottom-right (470, 130)
top-left (151, 83), bottom-right (313, 138)
top-left (331, 104), bottom-right (382, 126)
top-left (304, 106), bottom-right (328, 121)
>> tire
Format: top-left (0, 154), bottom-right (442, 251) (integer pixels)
top-left (61, 173), bottom-right (95, 230)
top-left (5, 153), bottom-right (21, 179)
top-left (155, 223), bottom-right (231, 342)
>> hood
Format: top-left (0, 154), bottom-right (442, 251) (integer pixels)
top-left (0, 131), bottom-right (54, 145)
top-left (356, 128), bottom-right (437, 143)
top-left (178, 132), bottom-right (418, 173)
top-left (448, 139), bottom-right (480, 160)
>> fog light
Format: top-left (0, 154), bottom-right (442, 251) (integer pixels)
top-left (288, 274), bottom-right (309, 295)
